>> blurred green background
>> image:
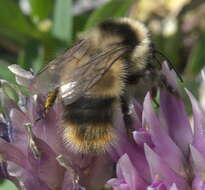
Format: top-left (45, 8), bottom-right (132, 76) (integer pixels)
top-left (0, 0), bottom-right (205, 189)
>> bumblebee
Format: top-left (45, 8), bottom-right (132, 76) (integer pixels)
top-left (31, 18), bottom-right (179, 153)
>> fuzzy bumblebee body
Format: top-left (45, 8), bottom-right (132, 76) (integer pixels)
top-left (32, 18), bottom-right (153, 153)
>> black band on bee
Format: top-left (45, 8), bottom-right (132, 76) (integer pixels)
top-left (63, 96), bottom-right (115, 125)
top-left (99, 20), bottom-right (139, 49)
top-left (126, 72), bottom-right (144, 84)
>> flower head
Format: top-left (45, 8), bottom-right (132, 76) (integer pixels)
top-left (108, 64), bottom-right (205, 190)
top-left (0, 65), bottom-right (113, 190)
top-left (1, 63), bottom-right (205, 190)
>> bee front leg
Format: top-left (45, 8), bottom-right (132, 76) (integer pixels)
top-left (120, 96), bottom-right (134, 139)
top-left (150, 86), bottom-right (159, 107)
top-left (147, 68), bottom-right (179, 105)
top-left (159, 74), bottom-right (179, 97)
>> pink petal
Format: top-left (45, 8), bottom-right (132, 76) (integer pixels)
top-left (143, 93), bottom-right (186, 176)
top-left (186, 89), bottom-right (205, 157)
top-left (9, 108), bottom-right (29, 152)
top-left (133, 129), bottom-right (154, 148)
top-left (27, 137), bottom-right (64, 189)
top-left (169, 184), bottom-right (179, 190)
top-left (8, 64), bottom-right (34, 79)
top-left (190, 145), bottom-right (205, 174)
top-left (0, 138), bottom-right (31, 170)
top-left (7, 161), bottom-right (51, 190)
top-left (33, 109), bottom-right (63, 154)
top-left (79, 154), bottom-right (114, 190)
top-left (111, 109), bottom-right (151, 182)
top-left (62, 171), bottom-right (83, 190)
top-left (148, 180), bottom-right (167, 190)
top-left (107, 178), bottom-right (129, 190)
top-left (159, 89), bottom-right (193, 155)
top-left (15, 76), bottom-right (33, 88)
top-left (8, 64), bottom-right (34, 88)
top-left (161, 62), bottom-right (178, 91)
top-left (130, 100), bottom-right (143, 129)
top-left (116, 154), bottom-right (147, 189)
top-left (192, 175), bottom-right (205, 190)
top-left (144, 144), bottom-right (189, 190)
top-left (107, 178), bottom-right (125, 187)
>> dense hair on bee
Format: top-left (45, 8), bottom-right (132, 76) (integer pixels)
top-left (87, 18), bottom-right (151, 73)
top-left (62, 97), bottom-right (117, 153)
top-left (63, 97), bottom-right (115, 125)
top-left (99, 20), bottom-right (140, 48)
top-left (34, 18), bottom-right (160, 154)
top-left (60, 18), bottom-right (152, 153)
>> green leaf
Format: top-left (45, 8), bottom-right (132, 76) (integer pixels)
top-left (18, 40), bottom-right (44, 73)
top-left (0, 0), bottom-right (39, 38)
top-left (186, 31), bottom-right (205, 76)
top-left (0, 180), bottom-right (18, 190)
top-left (42, 34), bottom-right (68, 63)
top-left (52, 0), bottom-right (73, 44)
top-left (30, 0), bottom-right (53, 21)
top-left (155, 32), bottom-right (181, 70)
top-left (0, 28), bottom-right (28, 46)
top-left (84, 0), bottom-right (134, 30)
top-left (0, 60), bottom-right (15, 83)
top-left (73, 12), bottom-right (91, 40)
top-left (2, 84), bottom-right (19, 103)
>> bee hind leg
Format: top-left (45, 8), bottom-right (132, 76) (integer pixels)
top-left (35, 88), bottom-right (59, 123)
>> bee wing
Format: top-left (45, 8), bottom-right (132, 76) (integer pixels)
top-left (31, 40), bottom-right (90, 94)
top-left (31, 40), bottom-right (127, 104)
top-left (60, 46), bottom-right (127, 105)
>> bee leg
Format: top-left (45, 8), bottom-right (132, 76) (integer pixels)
top-left (160, 75), bottom-right (179, 97)
top-left (35, 117), bottom-right (43, 123)
top-left (35, 107), bottom-right (47, 123)
top-left (148, 67), bottom-right (179, 97)
top-left (121, 97), bottom-right (132, 125)
top-left (120, 96), bottom-right (134, 138)
top-left (35, 88), bottom-right (58, 123)
top-left (150, 86), bottom-right (159, 107)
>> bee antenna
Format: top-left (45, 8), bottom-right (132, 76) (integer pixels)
top-left (154, 49), bottom-right (183, 82)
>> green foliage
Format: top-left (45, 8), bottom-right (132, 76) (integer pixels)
top-left (0, 0), bottom-right (39, 38)
top-left (0, 0), bottom-right (133, 88)
top-left (186, 31), bottom-right (205, 76)
top-left (84, 0), bottom-right (134, 30)
top-left (0, 0), bottom-right (204, 91)
top-left (18, 40), bottom-right (44, 72)
top-left (0, 60), bottom-right (15, 83)
top-left (52, 0), bottom-right (73, 44)
top-left (30, 0), bottom-right (53, 21)
top-left (155, 32), bottom-right (181, 71)
top-left (0, 180), bottom-right (18, 190)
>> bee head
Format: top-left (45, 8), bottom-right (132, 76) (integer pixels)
top-left (84, 18), bottom-right (152, 72)
top-left (95, 18), bottom-right (151, 70)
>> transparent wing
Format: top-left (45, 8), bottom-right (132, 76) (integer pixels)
top-left (31, 40), bottom-right (90, 94)
top-left (31, 40), bottom-right (127, 104)
top-left (60, 46), bottom-right (127, 105)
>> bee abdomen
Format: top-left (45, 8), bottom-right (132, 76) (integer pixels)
top-left (62, 96), bottom-right (117, 153)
